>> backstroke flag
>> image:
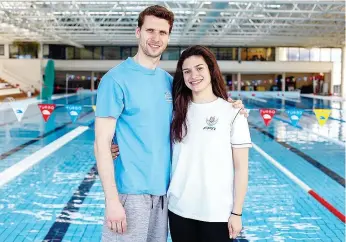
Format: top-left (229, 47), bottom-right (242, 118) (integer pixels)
top-left (260, 109), bottom-right (276, 126)
top-left (313, 109), bottom-right (331, 126)
top-left (286, 109), bottom-right (304, 126)
top-left (38, 104), bottom-right (56, 122)
top-left (66, 105), bottom-right (83, 123)
top-left (10, 102), bottom-right (29, 122)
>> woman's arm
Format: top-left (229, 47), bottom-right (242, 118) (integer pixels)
top-left (228, 147), bottom-right (249, 239)
top-left (232, 147), bottom-right (249, 214)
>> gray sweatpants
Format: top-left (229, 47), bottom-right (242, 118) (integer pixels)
top-left (102, 194), bottom-right (168, 242)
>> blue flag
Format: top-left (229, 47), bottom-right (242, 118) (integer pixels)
top-left (65, 105), bottom-right (82, 123)
top-left (286, 109), bottom-right (303, 126)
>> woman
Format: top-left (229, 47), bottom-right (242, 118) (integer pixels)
top-left (167, 45), bottom-right (252, 242)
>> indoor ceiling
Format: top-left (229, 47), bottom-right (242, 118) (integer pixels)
top-left (0, 0), bottom-right (344, 48)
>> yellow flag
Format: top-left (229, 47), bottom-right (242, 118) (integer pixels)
top-left (92, 105), bottom-right (96, 112)
top-left (313, 109), bottom-right (331, 126)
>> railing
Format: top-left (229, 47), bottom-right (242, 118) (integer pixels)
top-left (0, 87), bottom-right (21, 96)
top-left (0, 64), bottom-right (33, 93)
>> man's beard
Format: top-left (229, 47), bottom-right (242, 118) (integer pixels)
top-left (141, 42), bottom-right (164, 58)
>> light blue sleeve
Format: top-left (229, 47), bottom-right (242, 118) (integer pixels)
top-left (95, 73), bottom-right (124, 119)
top-left (167, 72), bottom-right (173, 88)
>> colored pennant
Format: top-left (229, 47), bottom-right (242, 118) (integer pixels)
top-left (246, 109), bottom-right (251, 115)
top-left (260, 109), bottom-right (276, 126)
top-left (38, 104), bottom-right (56, 122)
top-left (286, 109), bottom-right (304, 126)
top-left (92, 105), bottom-right (96, 112)
top-left (10, 102), bottom-right (28, 122)
top-left (65, 105), bottom-right (82, 122)
top-left (313, 109), bottom-right (331, 126)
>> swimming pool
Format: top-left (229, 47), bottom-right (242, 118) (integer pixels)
top-left (0, 92), bottom-right (344, 241)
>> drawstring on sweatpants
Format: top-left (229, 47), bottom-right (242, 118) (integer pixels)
top-left (150, 195), bottom-right (165, 210)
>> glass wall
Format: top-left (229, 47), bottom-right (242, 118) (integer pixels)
top-left (54, 71), bottom-right (93, 93)
top-left (121, 47), bottom-right (132, 60)
top-left (218, 47), bottom-right (238, 60)
top-left (161, 47), bottom-right (180, 60)
top-left (280, 47), bottom-right (341, 62)
top-left (287, 48), bottom-right (299, 61)
top-left (310, 48), bottom-right (320, 61)
top-left (241, 47), bottom-right (275, 61)
top-left (46, 44), bottom-right (65, 59)
top-left (279, 47), bottom-right (342, 92)
top-left (42, 45), bottom-right (276, 61)
top-left (9, 44), bottom-right (340, 63)
top-left (103, 46), bottom-right (121, 60)
top-left (9, 43), bottom-right (38, 59)
top-left (0, 45), bottom-right (5, 56)
top-left (299, 48), bottom-right (310, 61)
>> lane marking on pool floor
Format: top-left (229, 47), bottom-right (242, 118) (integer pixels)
top-left (250, 123), bottom-right (345, 187)
top-left (273, 116), bottom-right (345, 148)
top-left (252, 142), bottom-right (346, 223)
top-left (0, 126), bottom-right (89, 188)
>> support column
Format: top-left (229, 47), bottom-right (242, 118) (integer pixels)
top-left (38, 43), bottom-right (43, 98)
top-left (91, 71), bottom-right (95, 91)
top-left (324, 72), bottom-right (331, 95)
top-left (38, 42), bottom-right (43, 59)
top-left (231, 74), bottom-right (236, 91)
top-left (341, 46), bottom-right (346, 98)
top-left (4, 44), bottom-right (10, 58)
top-left (237, 72), bottom-right (241, 91)
top-left (282, 72), bottom-right (286, 92)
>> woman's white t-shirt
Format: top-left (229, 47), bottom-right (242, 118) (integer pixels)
top-left (167, 98), bottom-right (252, 222)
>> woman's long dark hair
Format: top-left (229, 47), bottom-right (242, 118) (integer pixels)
top-left (171, 45), bottom-right (228, 143)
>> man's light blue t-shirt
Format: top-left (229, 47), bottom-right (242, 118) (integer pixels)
top-left (95, 57), bottom-right (173, 195)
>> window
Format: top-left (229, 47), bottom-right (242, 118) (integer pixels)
top-left (103, 46), bottom-right (121, 60)
top-left (0, 45), bottom-right (4, 55)
top-left (218, 48), bottom-right (237, 60)
top-left (9, 45), bottom-right (18, 58)
top-left (94, 47), bottom-right (102, 60)
top-left (75, 47), bottom-right (94, 59)
top-left (131, 47), bottom-right (138, 56)
top-left (288, 48), bottom-right (299, 61)
top-left (310, 48), bottom-right (320, 61)
top-left (278, 47), bottom-right (288, 61)
top-left (66, 47), bottom-right (75, 60)
top-left (43, 44), bottom-right (50, 58)
top-left (242, 47), bottom-right (275, 61)
top-left (9, 43), bottom-right (38, 59)
top-left (320, 48), bottom-right (331, 62)
top-left (208, 48), bottom-right (218, 58)
top-left (47, 44), bottom-right (65, 59)
top-left (121, 47), bottom-right (132, 59)
top-left (299, 48), bottom-right (310, 61)
top-left (266, 47), bottom-right (275, 61)
top-left (161, 47), bottom-right (180, 60)
top-left (331, 48), bottom-right (341, 62)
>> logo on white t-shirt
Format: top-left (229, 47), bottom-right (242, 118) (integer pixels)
top-left (203, 116), bottom-right (218, 131)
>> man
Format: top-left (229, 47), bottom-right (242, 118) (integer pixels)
top-left (94, 5), bottom-right (247, 242)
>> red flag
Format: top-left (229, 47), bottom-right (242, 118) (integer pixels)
top-left (260, 109), bottom-right (276, 126)
top-left (38, 104), bottom-right (56, 122)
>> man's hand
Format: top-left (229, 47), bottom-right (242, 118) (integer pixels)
top-left (228, 98), bottom-right (249, 118)
top-left (111, 144), bottom-right (119, 160)
top-left (105, 198), bottom-right (127, 234)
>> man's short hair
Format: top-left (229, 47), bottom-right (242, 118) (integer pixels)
top-left (138, 5), bottom-right (175, 33)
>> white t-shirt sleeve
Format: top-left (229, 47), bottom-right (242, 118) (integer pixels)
top-left (231, 109), bottom-right (252, 148)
